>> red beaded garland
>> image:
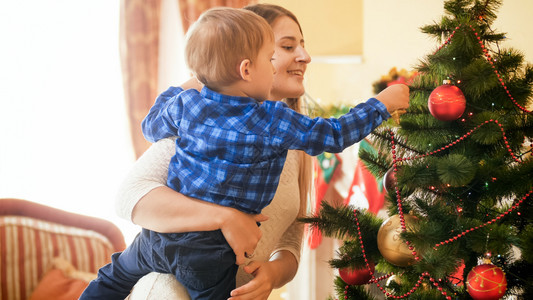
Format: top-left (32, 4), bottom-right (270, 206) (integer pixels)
top-left (341, 23), bottom-right (532, 300)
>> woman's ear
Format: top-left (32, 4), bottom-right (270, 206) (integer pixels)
top-left (239, 59), bottom-right (252, 81)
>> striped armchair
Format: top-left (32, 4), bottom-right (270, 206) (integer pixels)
top-left (0, 198), bottom-right (126, 300)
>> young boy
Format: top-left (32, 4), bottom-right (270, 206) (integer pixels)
top-left (81, 7), bottom-right (409, 300)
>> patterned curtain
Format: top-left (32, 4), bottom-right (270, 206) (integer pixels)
top-left (178, 0), bottom-right (256, 33)
top-left (119, 0), bottom-right (161, 158)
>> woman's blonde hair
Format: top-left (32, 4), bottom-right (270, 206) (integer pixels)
top-left (244, 4), bottom-right (313, 217)
top-left (185, 7), bottom-right (274, 91)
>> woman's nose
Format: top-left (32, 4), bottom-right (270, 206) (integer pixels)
top-left (297, 47), bottom-right (311, 64)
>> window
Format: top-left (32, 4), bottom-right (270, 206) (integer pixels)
top-left (0, 0), bottom-right (140, 244)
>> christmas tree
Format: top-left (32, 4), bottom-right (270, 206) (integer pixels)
top-left (302, 1), bottom-right (533, 299)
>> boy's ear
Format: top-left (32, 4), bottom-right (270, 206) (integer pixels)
top-left (238, 59), bottom-right (252, 81)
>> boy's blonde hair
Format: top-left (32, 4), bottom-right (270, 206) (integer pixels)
top-left (185, 7), bottom-right (274, 91)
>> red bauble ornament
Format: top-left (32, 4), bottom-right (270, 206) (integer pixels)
top-left (428, 80), bottom-right (466, 121)
top-left (448, 260), bottom-right (465, 286)
top-left (383, 167), bottom-right (397, 193)
top-left (339, 261), bottom-right (375, 285)
top-left (466, 264), bottom-right (507, 300)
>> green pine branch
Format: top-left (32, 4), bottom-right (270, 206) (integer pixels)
top-left (311, 1), bottom-right (533, 299)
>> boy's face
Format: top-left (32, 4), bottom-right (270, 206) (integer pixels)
top-left (248, 38), bottom-right (276, 101)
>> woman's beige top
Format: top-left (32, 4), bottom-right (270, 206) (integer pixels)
top-left (115, 138), bottom-right (305, 290)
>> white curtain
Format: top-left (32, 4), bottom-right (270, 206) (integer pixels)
top-left (158, 0), bottom-right (190, 92)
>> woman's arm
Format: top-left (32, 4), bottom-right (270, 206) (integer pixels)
top-left (115, 137), bottom-right (176, 223)
top-left (268, 250), bottom-right (299, 287)
top-left (132, 185), bottom-right (238, 233)
top-left (115, 138), bottom-right (266, 264)
top-left (229, 250), bottom-right (298, 300)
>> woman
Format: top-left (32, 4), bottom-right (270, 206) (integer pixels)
top-left (117, 4), bottom-right (314, 300)
top-left (117, 4), bottom-right (408, 299)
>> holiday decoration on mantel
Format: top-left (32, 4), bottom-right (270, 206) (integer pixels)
top-left (372, 67), bottom-right (418, 95)
top-left (345, 139), bottom-right (387, 214)
top-left (301, 0), bottom-right (533, 299)
top-left (307, 152), bottom-right (342, 249)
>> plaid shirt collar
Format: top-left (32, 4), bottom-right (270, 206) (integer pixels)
top-left (201, 86), bottom-right (260, 105)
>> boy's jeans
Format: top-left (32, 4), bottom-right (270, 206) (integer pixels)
top-left (80, 228), bottom-right (237, 300)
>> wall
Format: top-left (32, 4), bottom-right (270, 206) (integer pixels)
top-left (263, 0), bottom-right (363, 56)
top-left (262, 0), bottom-right (364, 105)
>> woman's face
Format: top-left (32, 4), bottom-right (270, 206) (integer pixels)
top-left (269, 16), bottom-right (311, 101)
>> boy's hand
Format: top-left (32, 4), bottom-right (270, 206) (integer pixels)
top-left (375, 84), bottom-right (410, 115)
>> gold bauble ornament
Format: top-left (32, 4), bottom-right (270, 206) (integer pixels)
top-left (377, 214), bottom-right (419, 267)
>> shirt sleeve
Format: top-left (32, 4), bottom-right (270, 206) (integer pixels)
top-left (115, 138), bottom-right (176, 221)
top-left (273, 98), bottom-right (390, 156)
top-left (141, 87), bottom-right (185, 143)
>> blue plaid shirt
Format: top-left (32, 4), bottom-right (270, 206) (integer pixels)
top-left (142, 86), bottom-right (390, 214)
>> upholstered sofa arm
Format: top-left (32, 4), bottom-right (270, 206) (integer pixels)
top-left (0, 198), bottom-right (125, 251)
top-left (0, 198), bottom-right (126, 300)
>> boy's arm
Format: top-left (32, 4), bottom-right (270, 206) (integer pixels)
top-left (141, 86), bottom-right (185, 143)
top-left (274, 84), bottom-right (409, 155)
top-left (274, 98), bottom-right (389, 155)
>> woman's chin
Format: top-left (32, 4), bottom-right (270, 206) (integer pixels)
top-left (284, 84), bottom-right (305, 98)
top-left (291, 86), bottom-right (306, 98)
top-left (277, 90), bottom-right (304, 99)
top-left (272, 80), bottom-right (305, 99)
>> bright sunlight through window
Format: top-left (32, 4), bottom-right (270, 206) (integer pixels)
top-left (0, 1), bottom-right (140, 244)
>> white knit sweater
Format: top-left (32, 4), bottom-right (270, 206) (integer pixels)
top-left (115, 138), bottom-right (305, 297)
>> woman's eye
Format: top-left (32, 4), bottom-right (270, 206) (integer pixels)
top-left (282, 46), bottom-right (294, 50)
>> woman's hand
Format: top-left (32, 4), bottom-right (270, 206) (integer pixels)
top-left (219, 208), bottom-right (268, 265)
top-left (228, 261), bottom-right (277, 300)
top-left (180, 76), bottom-right (204, 91)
